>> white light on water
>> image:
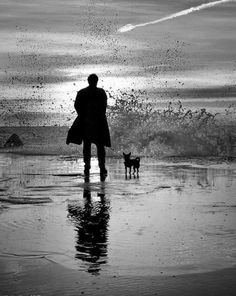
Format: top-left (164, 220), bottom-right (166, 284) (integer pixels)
top-left (118, 0), bottom-right (235, 33)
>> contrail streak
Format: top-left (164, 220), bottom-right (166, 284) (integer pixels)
top-left (118, 0), bottom-right (234, 33)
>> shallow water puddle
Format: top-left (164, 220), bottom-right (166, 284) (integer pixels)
top-left (0, 153), bottom-right (236, 276)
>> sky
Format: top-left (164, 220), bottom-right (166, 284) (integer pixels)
top-left (0, 0), bottom-right (235, 125)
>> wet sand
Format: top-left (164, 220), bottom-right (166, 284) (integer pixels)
top-left (0, 153), bottom-right (236, 295)
top-left (0, 257), bottom-right (235, 296)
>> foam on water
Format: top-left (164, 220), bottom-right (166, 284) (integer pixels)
top-left (0, 94), bottom-right (236, 157)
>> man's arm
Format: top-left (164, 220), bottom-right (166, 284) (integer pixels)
top-left (74, 91), bottom-right (81, 115)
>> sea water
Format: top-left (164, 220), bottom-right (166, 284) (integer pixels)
top-left (1, 93), bottom-right (235, 157)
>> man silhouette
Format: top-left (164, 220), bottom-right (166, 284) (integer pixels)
top-left (67, 74), bottom-right (111, 178)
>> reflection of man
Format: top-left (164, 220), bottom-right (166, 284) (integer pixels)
top-left (67, 74), bottom-right (111, 178)
top-left (67, 187), bottom-right (110, 275)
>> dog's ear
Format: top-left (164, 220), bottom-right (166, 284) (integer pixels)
top-left (128, 152), bottom-right (131, 156)
top-left (123, 152), bottom-right (125, 156)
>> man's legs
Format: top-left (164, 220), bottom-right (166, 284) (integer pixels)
top-left (97, 144), bottom-right (107, 175)
top-left (83, 140), bottom-right (91, 175)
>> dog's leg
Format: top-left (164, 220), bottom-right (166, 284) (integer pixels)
top-left (125, 166), bottom-right (127, 175)
top-left (129, 167), bottom-right (131, 175)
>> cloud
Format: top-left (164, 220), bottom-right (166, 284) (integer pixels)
top-left (118, 0), bottom-right (235, 32)
top-left (1, 0), bottom-right (235, 126)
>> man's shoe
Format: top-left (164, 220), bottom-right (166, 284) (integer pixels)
top-left (100, 174), bottom-right (107, 182)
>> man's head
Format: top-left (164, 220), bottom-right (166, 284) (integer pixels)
top-left (88, 74), bottom-right (98, 87)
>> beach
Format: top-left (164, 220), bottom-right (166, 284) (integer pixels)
top-left (1, 0), bottom-right (236, 294)
top-left (0, 153), bottom-right (235, 295)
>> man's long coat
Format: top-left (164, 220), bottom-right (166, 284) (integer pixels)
top-left (66, 86), bottom-right (111, 147)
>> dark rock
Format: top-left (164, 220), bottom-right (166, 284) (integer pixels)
top-left (4, 134), bottom-right (23, 148)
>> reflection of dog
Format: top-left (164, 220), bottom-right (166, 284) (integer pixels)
top-left (123, 152), bottom-right (140, 175)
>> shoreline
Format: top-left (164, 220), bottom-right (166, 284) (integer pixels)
top-left (0, 149), bottom-right (236, 161)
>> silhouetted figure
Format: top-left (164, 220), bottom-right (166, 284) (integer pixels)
top-left (67, 74), bottom-right (111, 177)
top-left (67, 185), bottom-right (110, 275)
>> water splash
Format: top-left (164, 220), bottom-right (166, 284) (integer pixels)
top-left (118, 0), bottom-right (234, 33)
top-left (107, 91), bottom-right (236, 157)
